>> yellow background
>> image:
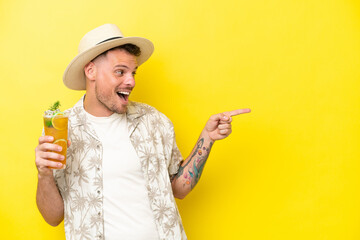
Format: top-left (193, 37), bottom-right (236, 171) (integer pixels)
top-left (1, 0), bottom-right (359, 239)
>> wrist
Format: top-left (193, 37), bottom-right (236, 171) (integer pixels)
top-left (202, 129), bottom-right (216, 143)
top-left (38, 171), bottom-right (54, 181)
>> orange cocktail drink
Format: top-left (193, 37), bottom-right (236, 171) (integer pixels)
top-left (43, 112), bottom-right (69, 169)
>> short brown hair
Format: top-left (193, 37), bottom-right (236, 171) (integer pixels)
top-left (96, 43), bottom-right (141, 60)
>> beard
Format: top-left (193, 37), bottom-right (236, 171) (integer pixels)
top-left (94, 84), bottom-right (127, 114)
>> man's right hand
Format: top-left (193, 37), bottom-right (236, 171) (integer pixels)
top-left (35, 135), bottom-right (67, 226)
top-left (35, 136), bottom-right (66, 176)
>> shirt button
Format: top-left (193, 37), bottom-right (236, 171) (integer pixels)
top-left (98, 212), bottom-right (101, 216)
top-left (97, 190), bottom-right (101, 194)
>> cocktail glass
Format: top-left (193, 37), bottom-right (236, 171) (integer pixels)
top-left (43, 111), bottom-right (69, 169)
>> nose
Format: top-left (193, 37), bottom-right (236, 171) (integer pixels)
top-left (124, 73), bottom-right (135, 87)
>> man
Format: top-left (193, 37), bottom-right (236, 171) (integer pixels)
top-left (35, 24), bottom-right (250, 240)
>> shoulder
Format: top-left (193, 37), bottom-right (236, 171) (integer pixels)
top-left (64, 97), bottom-right (86, 126)
top-left (128, 101), bottom-right (174, 128)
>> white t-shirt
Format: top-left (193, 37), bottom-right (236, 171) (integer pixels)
top-left (85, 112), bottom-right (159, 240)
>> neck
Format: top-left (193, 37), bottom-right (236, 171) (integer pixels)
top-left (83, 92), bottom-right (113, 117)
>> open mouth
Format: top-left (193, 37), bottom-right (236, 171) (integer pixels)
top-left (117, 91), bottom-right (130, 102)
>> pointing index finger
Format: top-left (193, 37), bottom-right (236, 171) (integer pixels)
top-left (226, 108), bottom-right (251, 117)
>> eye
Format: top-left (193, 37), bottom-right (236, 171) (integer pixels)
top-left (115, 70), bottom-right (124, 75)
top-left (132, 72), bottom-right (137, 76)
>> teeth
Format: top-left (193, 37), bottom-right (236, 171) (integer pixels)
top-left (118, 91), bottom-right (130, 95)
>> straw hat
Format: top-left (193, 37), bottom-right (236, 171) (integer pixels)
top-left (63, 24), bottom-right (154, 90)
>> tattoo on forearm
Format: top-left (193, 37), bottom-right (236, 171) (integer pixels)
top-left (176, 139), bottom-right (203, 178)
top-left (175, 138), bottom-right (213, 189)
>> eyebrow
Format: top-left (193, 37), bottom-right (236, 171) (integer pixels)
top-left (114, 65), bottom-right (138, 70)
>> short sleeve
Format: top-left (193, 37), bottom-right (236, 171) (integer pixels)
top-left (163, 118), bottom-right (183, 178)
top-left (142, 104), bottom-right (184, 179)
top-left (168, 138), bottom-right (184, 177)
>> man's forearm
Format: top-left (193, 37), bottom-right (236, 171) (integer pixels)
top-left (36, 174), bottom-right (64, 226)
top-left (172, 130), bottom-right (214, 199)
top-left (171, 108), bottom-right (250, 199)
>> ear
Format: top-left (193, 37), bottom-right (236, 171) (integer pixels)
top-left (84, 62), bottom-right (96, 81)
